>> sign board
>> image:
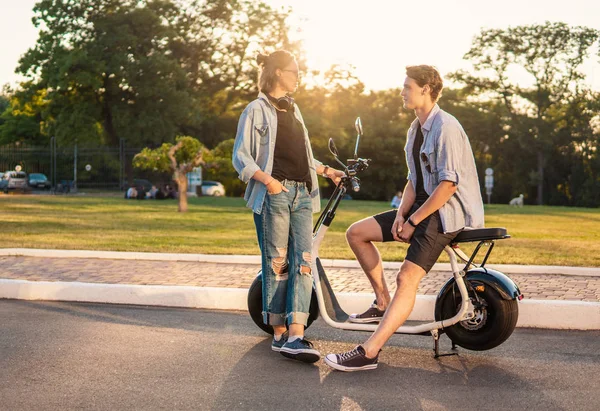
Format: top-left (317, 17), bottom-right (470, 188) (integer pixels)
top-left (186, 167), bottom-right (202, 193)
top-left (484, 168), bottom-right (493, 204)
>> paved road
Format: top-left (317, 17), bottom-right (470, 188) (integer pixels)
top-left (1, 256), bottom-right (599, 302)
top-left (1, 300), bottom-right (598, 410)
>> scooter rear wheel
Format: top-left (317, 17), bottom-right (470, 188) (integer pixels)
top-left (248, 271), bottom-right (319, 335)
top-left (435, 283), bottom-right (518, 351)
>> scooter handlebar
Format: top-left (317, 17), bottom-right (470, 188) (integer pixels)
top-left (347, 158), bottom-right (370, 173)
top-left (343, 158), bottom-right (370, 192)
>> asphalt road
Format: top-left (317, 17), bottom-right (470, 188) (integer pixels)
top-left (1, 300), bottom-right (598, 410)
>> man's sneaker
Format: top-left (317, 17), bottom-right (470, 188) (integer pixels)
top-left (279, 338), bottom-right (321, 363)
top-left (348, 300), bottom-right (386, 323)
top-left (324, 345), bottom-right (379, 372)
top-left (271, 331), bottom-right (288, 352)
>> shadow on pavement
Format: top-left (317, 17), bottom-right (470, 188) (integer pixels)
top-left (213, 339), bottom-right (563, 410)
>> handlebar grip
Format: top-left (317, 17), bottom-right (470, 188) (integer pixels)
top-left (351, 178), bottom-right (360, 192)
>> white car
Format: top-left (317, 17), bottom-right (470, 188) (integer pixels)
top-left (201, 181), bottom-right (225, 196)
top-left (1, 171), bottom-right (29, 193)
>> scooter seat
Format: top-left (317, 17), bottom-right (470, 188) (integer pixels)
top-left (452, 227), bottom-right (509, 243)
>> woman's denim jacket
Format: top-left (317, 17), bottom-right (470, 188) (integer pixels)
top-left (232, 92), bottom-right (322, 214)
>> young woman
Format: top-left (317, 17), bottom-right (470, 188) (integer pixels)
top-left (232, 50), bottom-right (343, 363)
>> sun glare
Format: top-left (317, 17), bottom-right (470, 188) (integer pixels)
top-left (267, 0), bottom-right (600, 91)
top-left (1, 0), bottom-right (599, 91)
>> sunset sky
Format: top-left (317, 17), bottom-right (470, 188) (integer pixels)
top-left (1, 0), bottom-right (599, 91)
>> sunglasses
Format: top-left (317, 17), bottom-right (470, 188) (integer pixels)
top-left (281, 69), bottom-right (299, 77)
top-left (420, 152), bottom-right (432, 173)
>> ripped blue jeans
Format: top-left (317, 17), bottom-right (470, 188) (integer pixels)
top-left (254, 180), bottom-right (313, 326)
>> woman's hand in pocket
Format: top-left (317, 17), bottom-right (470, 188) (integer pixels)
top-left (266, 179), bottom-right (289, 195)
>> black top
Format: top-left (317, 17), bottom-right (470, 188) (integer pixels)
top-left (270, 106), bottom-right (311, 191)
top-left (413, 123), bottom-right (429, 203)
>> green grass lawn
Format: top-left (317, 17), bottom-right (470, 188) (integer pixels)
top-left (2, 194), bottom-right (599, 267)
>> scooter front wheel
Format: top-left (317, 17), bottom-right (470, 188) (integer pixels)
top-left (435, 283), bottom-right (518, 351)
top-left (247, 271), bottom-right (319, 335)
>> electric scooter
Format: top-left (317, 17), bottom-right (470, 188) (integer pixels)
top-left (248, 118), bottom-right (522, 357)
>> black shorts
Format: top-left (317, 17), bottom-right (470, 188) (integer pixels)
top-left (372, 204), bottom-right (461, 272)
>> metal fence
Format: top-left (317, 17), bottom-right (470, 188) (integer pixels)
top-left (0, 140), bottom-right (161, 191)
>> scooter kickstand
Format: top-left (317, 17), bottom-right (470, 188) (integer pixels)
top-left (431, 329), bottom-right (458, 359)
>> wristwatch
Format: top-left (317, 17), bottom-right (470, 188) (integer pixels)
top-left (321, 165), bottom-right (330, 177)
top-left (407, 217), bottom-right (418, 228)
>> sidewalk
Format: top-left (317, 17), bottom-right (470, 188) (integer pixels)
top-left (1, 249), bottom-right (599, 330)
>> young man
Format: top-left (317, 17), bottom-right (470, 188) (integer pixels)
top-left (324, 65), bottom-right (484, 372)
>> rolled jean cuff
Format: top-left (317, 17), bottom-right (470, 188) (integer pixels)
top-left (286, 311), bottom-right (309, 327)
top-left (263, 311), bottom-right (286, 326)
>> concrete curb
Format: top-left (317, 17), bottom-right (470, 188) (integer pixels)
top-left (1, 279), bottom-right (598, 330)
top-left (1, 248), bottom-right (598, 277)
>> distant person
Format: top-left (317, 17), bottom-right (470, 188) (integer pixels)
top-left (232, 50), bottom-right (344, 363)
top-left (390, 190), bottom-right (403, 209)
top-left (149, 185), bottom-right (158, 199)
top-left (136, 185), bottom-right (146, 200)
top-left (126, 186), bottom-right (138, 199)
top-left (165, 184), bottom-right (177, 199)
top-left (155, 187), bottom-right (166, 200)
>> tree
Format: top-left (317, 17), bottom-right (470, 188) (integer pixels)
top-left (451, 22), bottom-right (600, 204)
top-left (0, 86), bottom-right (49, 145)
top-left (0, 92), bottom-right (9, 118)
top-left (203, 138), bottom-right (246, 197)
top-left (0, 92), bottom-right (10, 133)
top-left (133, 136), bottom-right (207, 212)
top-left (17, 0), bottom-right (193, 147)
top-left (297, 66), bottom-right (412, 201)
top-left (172, 0), bottom-right (304, 148)
top-left (16, 0), bottom-right (298, 149)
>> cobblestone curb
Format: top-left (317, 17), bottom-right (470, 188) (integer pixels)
top-left (1, 248), bottom-right (598, 277)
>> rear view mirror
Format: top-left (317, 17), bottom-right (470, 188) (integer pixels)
top-left (328, 138), bottom-right (348, 170)
top-left (354, 117), bottom-right (363, 135)
top-left (328, 138), bottom-right (339, 158)
top-left (353, 117), bottom-right (363, 159)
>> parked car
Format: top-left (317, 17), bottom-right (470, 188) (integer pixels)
top-left (0, 171), bottom-right (29, 193)
top-left (28, 173), bottom-right (51, 189)
top-left (201, 181), bottom-right (225, 196)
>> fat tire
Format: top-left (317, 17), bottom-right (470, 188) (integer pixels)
top-left (247, 272), bottom-right (319, 335)
top-left (436, 283), bottom-right (518, 351)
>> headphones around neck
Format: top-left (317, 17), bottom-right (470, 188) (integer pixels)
top-left (268, 94), bottom-right (295, 111)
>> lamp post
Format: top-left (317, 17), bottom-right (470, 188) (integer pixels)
top-left (50, 136), bottom-right (56, 191)
top-left (73, 141), bottom-right (77, 192)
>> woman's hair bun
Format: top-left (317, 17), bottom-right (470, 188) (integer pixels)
top-left (256, 53), bottom-right (269, 66)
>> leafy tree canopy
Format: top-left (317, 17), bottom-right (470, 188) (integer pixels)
top-left (450, 21), bottom-right (600, 204)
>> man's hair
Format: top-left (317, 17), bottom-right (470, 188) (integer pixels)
top-left (406, 65), bottom-right (443, 102)
top-left (256, 50), bottom-right (296, 93)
